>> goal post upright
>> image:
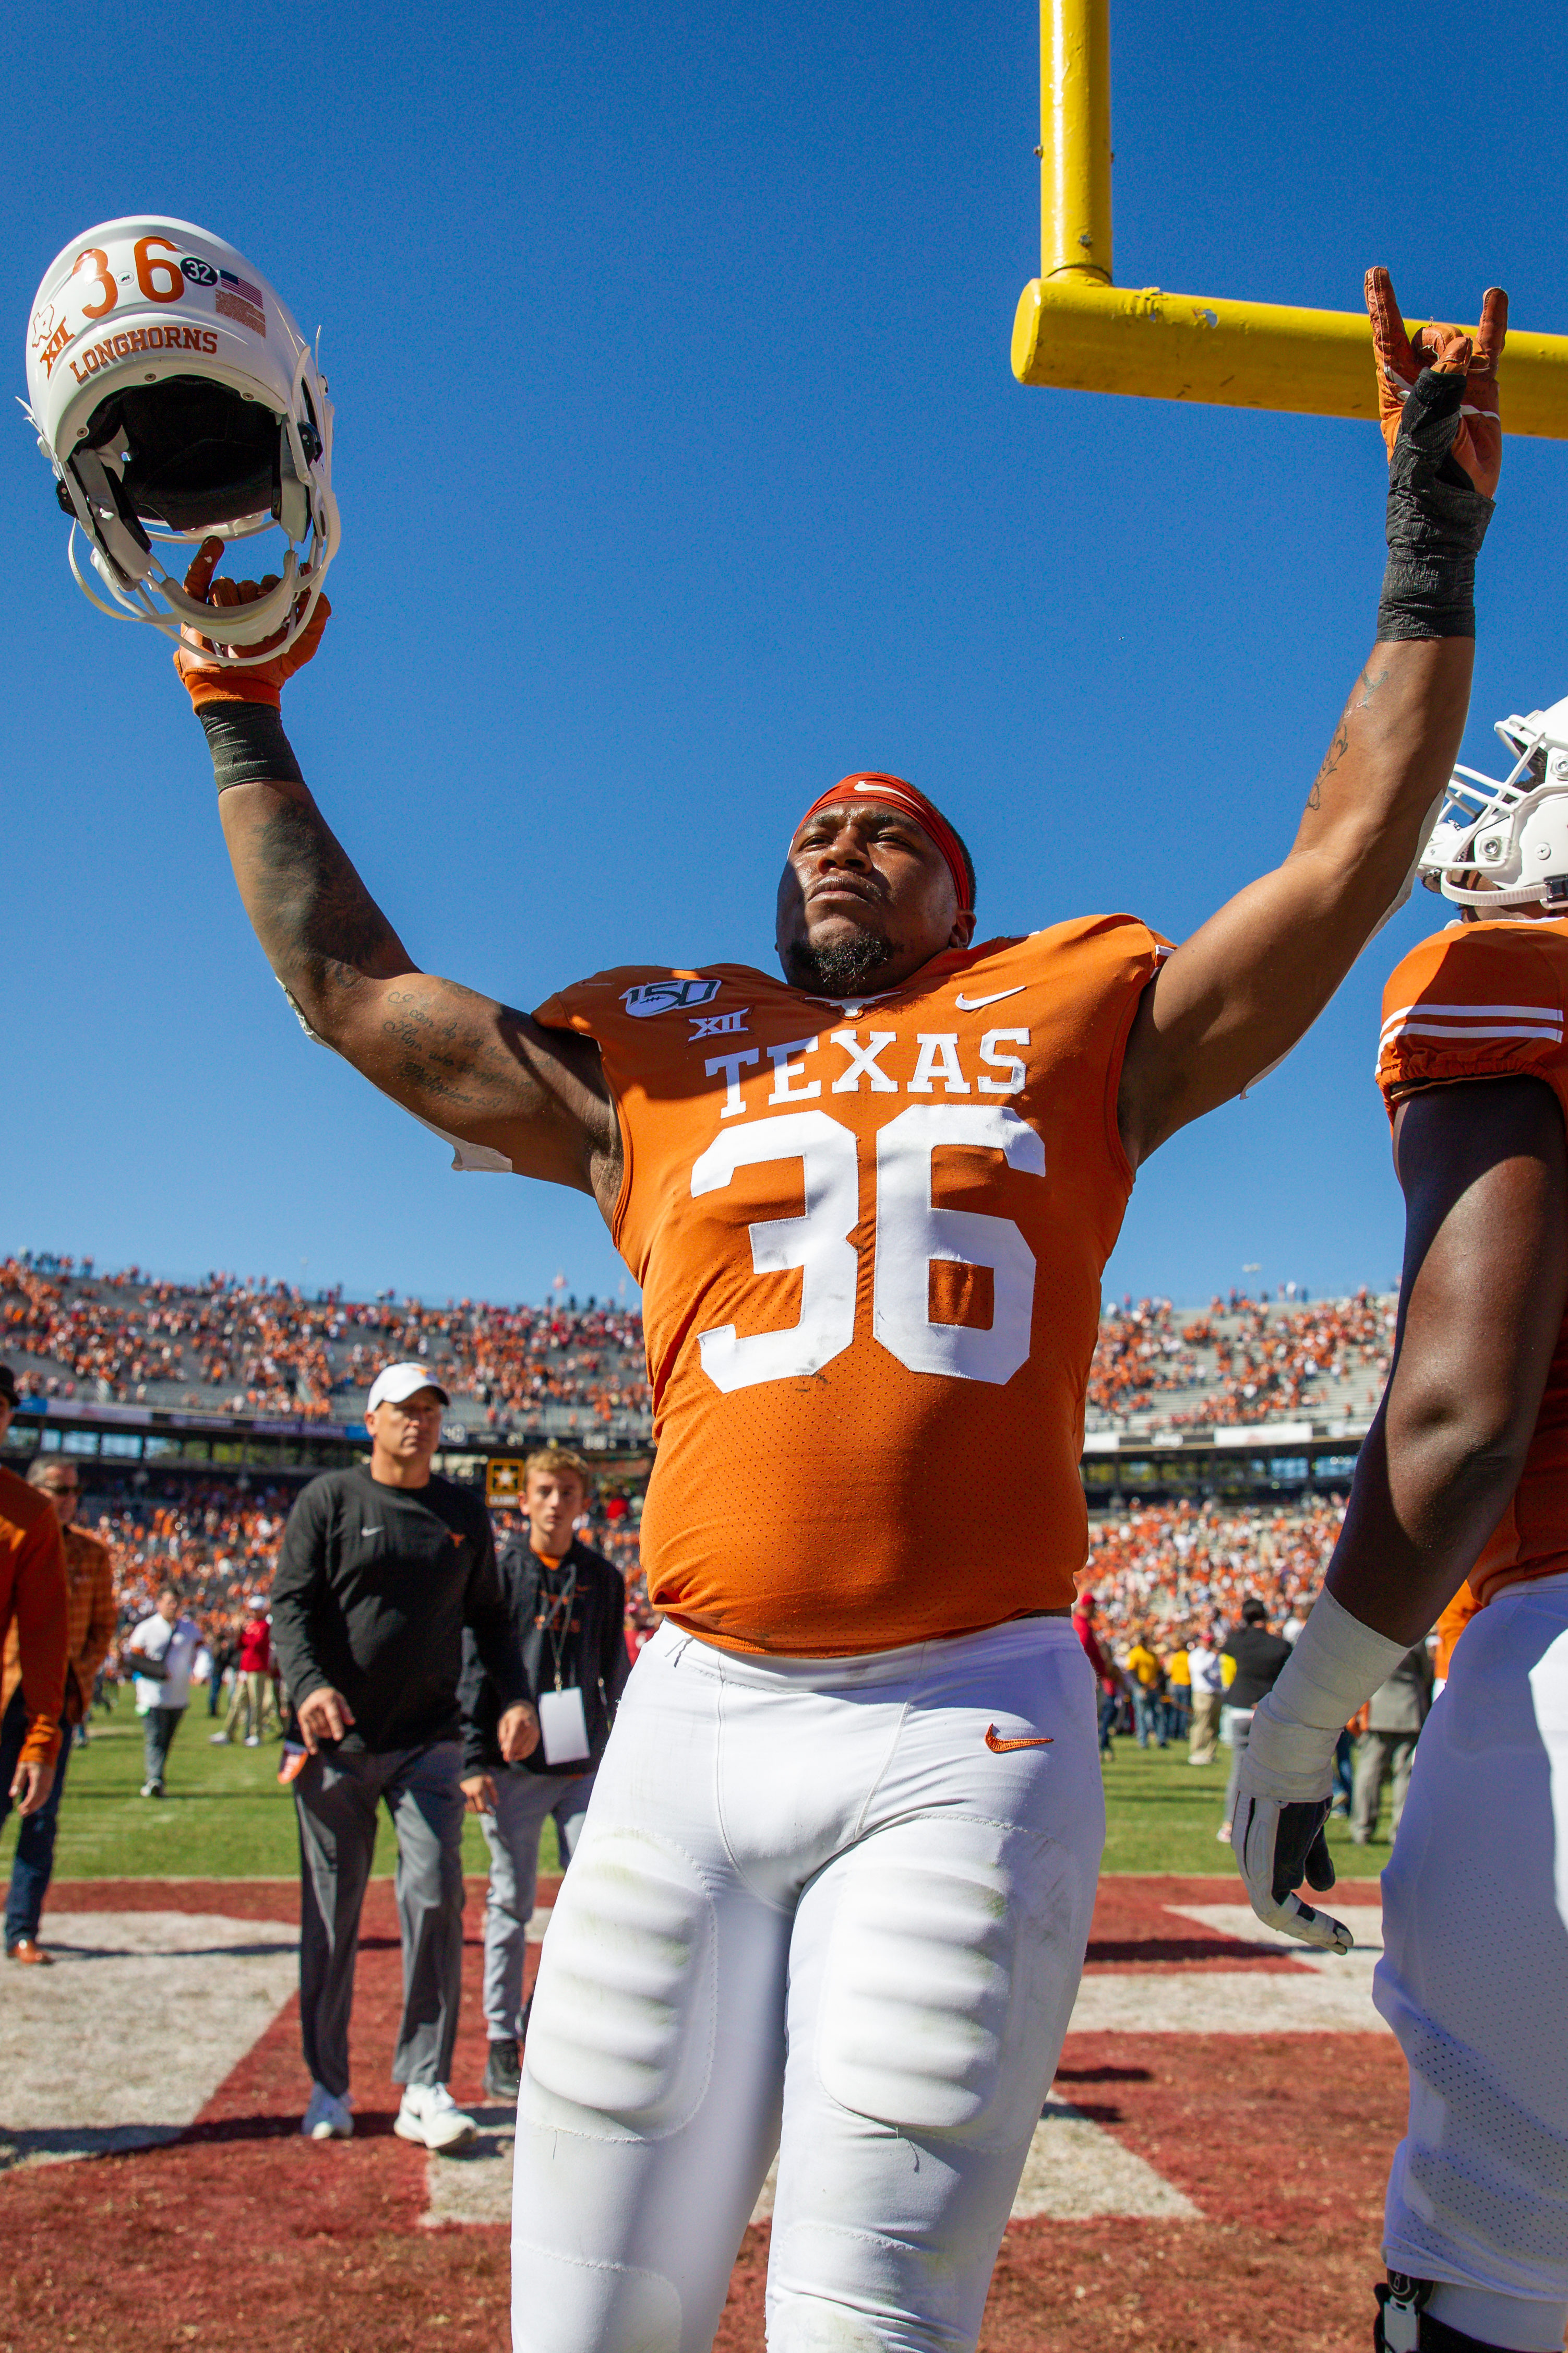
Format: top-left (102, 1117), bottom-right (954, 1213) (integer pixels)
top-left (1012, 2), bottom-right (1568, 437)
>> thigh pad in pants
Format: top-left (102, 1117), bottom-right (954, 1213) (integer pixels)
top-left (522, 1826), bottom-right (715, 2141)
top-left (813, 1819), bottom-right (1073, 2153)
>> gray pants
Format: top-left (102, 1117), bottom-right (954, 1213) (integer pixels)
top-left (1351, 1727), bottom-right (1419, 1844)
top-left (294, 1739), bottom-right (465, 2099)
top-left (479, 1767), bottom-right (596, 2041)
top-left (142, 1705), bottom-right (185, 1786)
top-left (1222, 1706), bottom-right (1255, 1828)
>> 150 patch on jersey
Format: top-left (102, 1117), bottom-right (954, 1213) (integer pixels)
top-left (621, 978), bottom-right (722, 1018)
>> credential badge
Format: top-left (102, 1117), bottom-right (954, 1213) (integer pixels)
top-left (621, 978), bottom-right (722, 1019)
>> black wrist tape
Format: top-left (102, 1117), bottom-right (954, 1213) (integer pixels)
top-left (1377, 365), bottom-right (1493, 643)
top-left (196, 701), bottom-right (306, 792)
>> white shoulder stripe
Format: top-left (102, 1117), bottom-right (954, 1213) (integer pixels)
top-left (1382, 1020), bottom-right (1564, 1051)
top-left (1380, 999), bottom-right (1565, 1040)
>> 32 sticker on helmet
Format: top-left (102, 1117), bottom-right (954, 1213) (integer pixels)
top-left (20, 216), bottom-right (340, 668)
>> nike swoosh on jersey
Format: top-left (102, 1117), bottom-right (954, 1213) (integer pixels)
top-left (361, 1527), bottom-right (383, 1537)
top-left (954, 986), bottom-right (1026, 1011)
top-left (984, 1723), bottom-right (1054, 1751)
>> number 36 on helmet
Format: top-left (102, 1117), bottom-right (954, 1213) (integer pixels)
top-left (22, 217), bottom-right (339, 666)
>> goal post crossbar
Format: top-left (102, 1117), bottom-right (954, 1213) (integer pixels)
top-left (1013, 0), bottom-right (1568, 438)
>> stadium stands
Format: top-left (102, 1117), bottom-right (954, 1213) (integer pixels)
top-left (1, 1254), bottom-right (651, 1442)
top-left (5, 1253), bottom-right (1392, 1441)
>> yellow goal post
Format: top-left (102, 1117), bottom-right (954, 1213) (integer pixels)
top-left (1011, 0), bottom-right (1568, 437)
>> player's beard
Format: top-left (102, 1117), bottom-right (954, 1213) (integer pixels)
top-left (784, 926), bottom-right (896, 996)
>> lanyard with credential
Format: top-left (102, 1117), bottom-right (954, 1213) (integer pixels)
top-left (538, 1558), bottom-right (580, 1693)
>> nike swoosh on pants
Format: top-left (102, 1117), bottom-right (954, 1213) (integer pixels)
top-left (985, 1724), bottom-right (1054, 1752)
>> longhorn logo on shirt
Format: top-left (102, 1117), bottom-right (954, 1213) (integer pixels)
top-left (621, 978), bottom-right (722, 1018)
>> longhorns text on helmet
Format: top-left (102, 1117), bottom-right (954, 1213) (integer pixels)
top-left (1419, 695), bottom-right (1568, 911)
top-left (23, 218), bottom-right (339, 666)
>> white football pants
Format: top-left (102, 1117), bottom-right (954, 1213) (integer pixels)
top-left (511, 1615), bottom-right (1103, 2353)
top-left (1378, 1570), bottom-right (1568, 2352)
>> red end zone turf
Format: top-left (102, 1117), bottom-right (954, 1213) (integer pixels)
top-left (0, 1875), bottom-right (1397, 2353)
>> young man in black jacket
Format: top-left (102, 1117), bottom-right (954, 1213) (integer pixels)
top-left (270, 1363), bottom-right (536, 2150)
top-left (458, 1446), bottom-right (629, 2101)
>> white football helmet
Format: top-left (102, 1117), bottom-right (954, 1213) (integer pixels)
top-left (23, 217), bottom-right (339, 664)
top-left (1418, 694), bottom-right (1568, 910)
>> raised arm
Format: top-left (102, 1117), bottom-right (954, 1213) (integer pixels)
top-left (175, 543), bottom-right (619, 1207)
top-left (1118, 274), bottom-right (1506, 1168)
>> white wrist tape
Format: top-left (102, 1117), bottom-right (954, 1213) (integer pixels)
top-left (1247, 1588), bottom-right (1410, 1801)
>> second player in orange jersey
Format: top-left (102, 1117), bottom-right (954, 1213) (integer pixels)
top-left (173, 270), bottom-right (1503, 2353)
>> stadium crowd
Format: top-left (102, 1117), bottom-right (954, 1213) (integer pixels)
top-left (1087, 1290), bottom-right (1395, 1427)
top-left (4, 1254), bottom-right (1393, 1441)
top-left (0, 1254), bottom-right (650, 1434)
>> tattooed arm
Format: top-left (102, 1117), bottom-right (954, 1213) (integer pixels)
top-left (216, 778), bottom-right (620, 1205)
top-left (1117, 636), bottom-right (1473, 1166)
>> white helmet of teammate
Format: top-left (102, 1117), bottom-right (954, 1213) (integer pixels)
top-left (23, 217), bottom-right (339, 665)
top-left (1418, 694), bottom-right (1568, 910)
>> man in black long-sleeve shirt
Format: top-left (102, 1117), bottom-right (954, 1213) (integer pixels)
top-left (271, 1361), bottom-right (536, 2150)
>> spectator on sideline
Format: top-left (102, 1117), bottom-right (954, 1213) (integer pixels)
top-left (206, 1612), bottom-right (238, 1721)
top-left (1162, 1635), bottom-right (1191, 1745)
top-left (2, 1458), bottom-right (114, 1962)
top-left (1216, 1597), bottom-right (1292, 1844)
top-left (1073, 1593), bottom-right (1123, 1758)
top-left (459, 1445), bottom-right (628, 2103)
top-left (126, 1586), bottom-right (201, 1798)
top-left (0, 1367), bottom-right (69, 1857)
top-left (1350, 1642), bottom-right (1435, 1847)
top-left (1186, 1624), bottom-right (1226, 1766)
top-left (270, 1363), bottom-right (536, 2152)
top-left (1122, 1627), bottom-right (1168, 1749)
top-left (212, 1596), bottom-right (276, 1746)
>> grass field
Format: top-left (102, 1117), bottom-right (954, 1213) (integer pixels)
top-left (0, 1689), bottom-right (1391, 1885)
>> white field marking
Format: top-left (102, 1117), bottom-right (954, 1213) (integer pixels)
top-left (1164, 1902), bottom-right (1384, 1956)
top-left (423, 1903), bottom-right (1390, 2229)
top-left (1060, 1903), bottom-right (1386, 2035)
top-left (426, 2099), bottom-right (1196, 2231)
top-left (0, 1911), bottom-right (297, 2171)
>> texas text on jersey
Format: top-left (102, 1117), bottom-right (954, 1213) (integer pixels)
top-left (535, 912), bottom-right (1167, 1656)
top-left (1378, 917), bottom-right (1568, 1609)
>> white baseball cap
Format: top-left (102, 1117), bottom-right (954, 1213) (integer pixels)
top-left (366, 1362), bottom-right (451, 1412)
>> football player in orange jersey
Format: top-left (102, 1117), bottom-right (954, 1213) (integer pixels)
top-left (175, 270), bottom-right (1502, 2352)
top-left (1233, 686), bottom-right (1568, 2353)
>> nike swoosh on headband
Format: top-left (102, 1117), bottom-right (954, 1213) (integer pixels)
top-left (955, 986), bottom-right (1025, 1011)
top-left (984, 1724), bottom-right (1054, 1752)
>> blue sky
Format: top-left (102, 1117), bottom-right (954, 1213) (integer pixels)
top-left (2, 0), bottom-right (1564, 1312)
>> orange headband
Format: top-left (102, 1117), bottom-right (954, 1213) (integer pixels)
top-left (794, 773), bottom-right (972, 912)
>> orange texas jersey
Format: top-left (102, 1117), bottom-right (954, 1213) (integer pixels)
top-left (1378, 917), bottom-right (1568, 1611)
top-left (535, 913), bottom-right (1168, 1656)
top-left (1434, 1582), bottom-right (1481, 1681)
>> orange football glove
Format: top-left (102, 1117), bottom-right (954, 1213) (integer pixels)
top-left (1364, 267), bottom-right (1506, 498)
top-left (173, 536), bottom-right (331, 711)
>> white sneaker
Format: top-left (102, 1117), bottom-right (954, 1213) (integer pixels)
top-left (208, 1732), bottom-right (231, 1745)
top-left (244, 1734), bottom-right (261, 1748)
top-left (393, 2082), bottom-right (476, 2154)
top-left (301, 2083), bottom-right (353, 2141)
